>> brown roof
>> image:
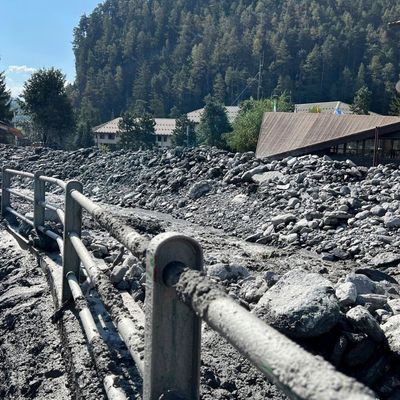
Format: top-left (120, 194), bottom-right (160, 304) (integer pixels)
top-left (92, 117), bottom-right (176, 136)
top-left (256, 112), bottom-right (400, 158)
top-left (0, 121), bottom-right (23, 138)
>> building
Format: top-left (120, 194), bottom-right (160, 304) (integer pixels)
top-left (0, 121), bottom-right (23, 145)
top-left (294, 101), bottom-right (380, 115)
top-left (92, 117), bottom-right (176, 148)
top-left (256, 112), bottom-right (400, 165)
top-left (187, 106), bottom-right (240, 124)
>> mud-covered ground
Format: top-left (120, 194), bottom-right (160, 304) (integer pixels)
top-left (0, 225), bottom-right (71, 399)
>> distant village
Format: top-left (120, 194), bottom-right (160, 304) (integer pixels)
top-left (3, 100), bottom-right (400, 167)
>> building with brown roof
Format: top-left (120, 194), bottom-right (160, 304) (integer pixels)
top-left (92, 117), bottom-right (176, 148)
top-left (0, 121), bottom-right (23, 145)
top-left (256, 112), bottom-right (400, 165)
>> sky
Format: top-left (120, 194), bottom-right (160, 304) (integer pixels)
top-left (0, 0), bottom-right (101, 97)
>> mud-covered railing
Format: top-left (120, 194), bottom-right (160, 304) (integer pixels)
top-left (1, 166), bottom-right (376, 400)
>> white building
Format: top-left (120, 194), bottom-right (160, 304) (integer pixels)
top-left (92, 117), bottom-right (176, 148)
top-left (187, 105), bottom-right (240, 124)
top-left (294, 101), bottom-right (380, 115)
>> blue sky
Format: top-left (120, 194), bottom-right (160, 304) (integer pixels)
top-left (0, 0), bottom-right (101, 96)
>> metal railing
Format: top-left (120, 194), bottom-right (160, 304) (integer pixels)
top-left (1, 166), bottom-right (376, 400)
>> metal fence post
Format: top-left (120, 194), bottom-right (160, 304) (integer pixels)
top-left (1, 166), bottom-right (11, 218)
top-left (144, 233), bottom-right (203, 400)
top-left (33, 171), bottom-right (45, 229)
top-left (62, 180), bottom-right (83, 303)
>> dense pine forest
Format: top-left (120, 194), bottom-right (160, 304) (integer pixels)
top-left (70, 0), bottom-right (400, 124)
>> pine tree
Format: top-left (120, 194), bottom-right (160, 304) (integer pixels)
top-left (0, 71), bottom-right (13, 123)
top-left (172, 115), bottom-right (196, 146)
top-left (350, 86), bottom-right (372, 115)
top-left (196, 96), bottom-right (232, 148)
top-left (74, 120), bottom-right (95, 148)
top-left (118, 112), bottom-right (156, 149)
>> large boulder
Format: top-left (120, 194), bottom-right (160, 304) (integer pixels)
top-left (253, 269), bottom-right (340, 338)
top-left (188, 181), bottom-right (211, 199)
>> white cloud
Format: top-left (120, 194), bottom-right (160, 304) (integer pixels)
top-left (7, 65), bottom-right (37, 74)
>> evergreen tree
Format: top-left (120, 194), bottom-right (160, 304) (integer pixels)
top-left (350, 86), bottom-right (372, 115)
top-left (0, 71), bottom-right (13, 123)
top-left (118, 112), bottom-right (156, 149)
top-left (172, 115), bottom-right (196, 147)
top-left (196, 96), bottom-right (232, 148)
top-left (19, 68), bottom-right (75, 147)
top-left (74, 120), bottom-right (95, 148)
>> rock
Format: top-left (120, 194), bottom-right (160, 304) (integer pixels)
top-left (382, 315), bottom-right (400, 356)
top-left (110, 264), bottom-right (129, 285)
top-left (369, 252), bottom-right (400, 268)
top-left (206, 263), bottom-right (249, 281)
top-left (344, 338), bottom-right (376, 367)
top-left (384, 215), bottom-right (400, 229)
top-left (388, 299), bottom-right (400, 315)
top-left (241, 165), bottom-right (268, 182)
top-left (355, 268), bottom-right (398, 284)
top-left (356, 294), bottom-right (388, 311)
top-left (231, 194), bottom-right (248, 204)
top-left (371, 205), bottom-right (386, 217)
top-left (345, 273), bottom-right (376, 295)
top-left (251, 170), bottom-right (283, 184)
top-left (254, 269), bottom-right (340, 338)
top-left (346, 306), bottom-right (385, 343)
top-left (335, 282), bottom-right (357, 307)
top-left (188, 181), bottom-right (211, 199)
top-left (271, 213), bottom-right (296, 226)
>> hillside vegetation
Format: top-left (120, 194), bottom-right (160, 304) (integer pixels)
top-left (71, 0), bottom-right (400, 123)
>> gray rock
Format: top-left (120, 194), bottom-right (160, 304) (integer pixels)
top-left (356, 294), bottom-right (388, 311)
top-left (388, 299), bottom-right (400, 315)
top-left (110, 264), bottom-right (129, 285)
top-left (271, 213), bottom-right (296, 226)
top-left (346, 306), bottom-right (385, 343)
top-left (382, 315), bottom-right (400, 356)
top-left (335, 282), bottom-right (357, 307)
top-left (345, 273), bottom-right (376, 294)
top-left (369, 252), bottom-right (400, 268)
top-left (251, 170), bottom-right (283, 184)
top-left (371, 205), bottom-right (386, 217)
top-left (188, 181), bottom-right (211, 199)
top-left (384, 215), bottom-right (400, 229)
top-left (206, 263), bottom-right (250, 281)
top-left (241, 165), bottom-right (268, 182)
top-left (254, 269), bottom-right (340, 338)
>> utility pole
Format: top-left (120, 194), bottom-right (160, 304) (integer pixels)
top-left (257, 52), bottom-right (264, 100)
top-left (186, 125), bottom-right (190, 147)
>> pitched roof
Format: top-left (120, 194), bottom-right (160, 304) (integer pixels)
top-left (92, 117), bottom-right (176, 136)
top-left (187, 106), bottom-right (240, 123)
top-left (0, 121), bottom-right (23, 138)
top-left (294, 101), bottom-right (380, 115)
top-left (256, 112), bottom-right (400, 158)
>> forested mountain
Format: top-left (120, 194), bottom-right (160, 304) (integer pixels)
top-left (71, 0), bottom-right (400, 124)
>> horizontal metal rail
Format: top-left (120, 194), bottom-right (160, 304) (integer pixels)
top-left (5, 168), bottom-right (34, 179)
top-left (37, 225), bottom-right (64, 252)
top-left (5, 207), bottom-right (34, 227)
top-left (69, 232), bottom-right (145, 375)
top-left (67, 272), bottom-right (128, 400)
top-left (39, 201), bottom-right (65, 225)
top-left (70, 190), bottom-right (148, 258)
top-left (6, 188), bottom-right (34, 203)
top-left (172, 269), bottom-right (375, 400)
top-left (38, 175), bottom-right (66, 190)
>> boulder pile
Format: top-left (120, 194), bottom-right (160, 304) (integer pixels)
top-left (2, 144), bottom-right (400, 268)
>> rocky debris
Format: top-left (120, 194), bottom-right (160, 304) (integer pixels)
top-left (3, 145), bottom-right (400, 269)
top-left (254, 269), bottom-right (340, 338)
top-left (382, 315), bottom-right (400, 356)
top-left (5, 144), bottom-right (400, 397)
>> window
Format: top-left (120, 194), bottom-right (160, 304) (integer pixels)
top-left (163, 136), bottom-right (167, 142)
top-left (100, 134), bottom-right (105, 139)
top-left (108, 134), bottom-right (113, 140)
top-left (157, 136), bottom-right (162, 142)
